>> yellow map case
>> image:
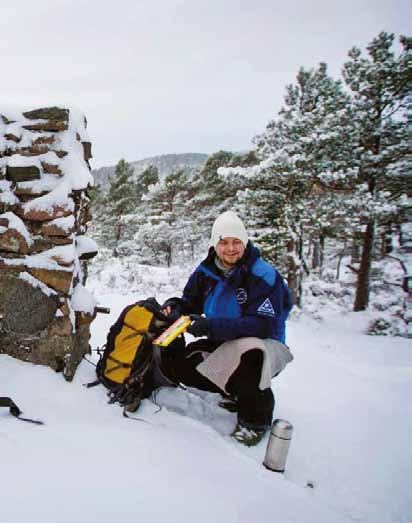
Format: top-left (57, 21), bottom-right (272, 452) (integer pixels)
top-left (153, 316), bottom-right (192, 347)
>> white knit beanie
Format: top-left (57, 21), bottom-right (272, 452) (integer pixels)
top-left (209, 211), bottom-right (249, 249)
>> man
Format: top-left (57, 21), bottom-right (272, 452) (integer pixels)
top-left (162, 211), bottom-right (293, 446)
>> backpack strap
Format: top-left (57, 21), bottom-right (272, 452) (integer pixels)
top-left (105, 354), bottom-right (133, 374)
top-left (0, 397), bottom-right (44, 425)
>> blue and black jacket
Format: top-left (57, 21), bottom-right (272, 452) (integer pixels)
top-left (169, 242), bottom-right (293, 343)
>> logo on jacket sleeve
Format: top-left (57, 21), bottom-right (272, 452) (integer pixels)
top-left (236, 288), bottom-right (248, 304)
top-left (257, 298), bottom-right (275, 316)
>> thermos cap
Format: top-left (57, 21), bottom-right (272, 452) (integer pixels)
top-left (271, 419), bottom-right (293, 439)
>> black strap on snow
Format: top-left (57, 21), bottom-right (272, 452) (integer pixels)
top-left (122, 410), bottom-right (151, 423)
top-left (84, 380), bottom-right (100, 388)
top-left (0, 397), bottom-right (44, 425)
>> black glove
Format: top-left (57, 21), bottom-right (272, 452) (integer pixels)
top-left (161, 298), bottom-right (182, 322)
top-left (187, 315), bottom-right (210, 338)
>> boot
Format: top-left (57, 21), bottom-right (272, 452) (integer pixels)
top-left (231, 422), bottom-right (266, 447)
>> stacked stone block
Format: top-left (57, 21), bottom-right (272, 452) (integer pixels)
top-left (0, 106), bottom-right (97, 380)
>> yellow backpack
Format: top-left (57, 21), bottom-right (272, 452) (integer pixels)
top-left (93, 298), bottom-right (183, 413)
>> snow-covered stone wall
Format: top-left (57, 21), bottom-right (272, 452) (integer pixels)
top-left (0, 106), bottom-right (98, 380)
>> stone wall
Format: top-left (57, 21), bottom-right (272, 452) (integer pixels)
top-left (0, 106), bottom-right (97, 380)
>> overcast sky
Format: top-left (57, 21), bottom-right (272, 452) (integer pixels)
top-left (2, 0), bottom-right (411, 167)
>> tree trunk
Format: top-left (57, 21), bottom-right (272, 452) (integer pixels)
top-left (354, 221), bottom-right (375, 311)
top-left (285, 236), bottom-right (301, 307)
top-left (336, 239), bottom-right (347, 280)
top-left (116, 222), bottom-right (124, 241)
top-left (351, 236), bottom-right (361, 264)
top-left (381, 224), bottom-right (393, 256)
top-left (312, 239), bottom-right (321, 270)
top-left (320, 235), bottom-right (325, 267)
top-left (166, 245), bottom-right (172, 267)
top-left (113, 221), bottom-right (124, 258)
top-left (311, 235), bottom-right (325, 270)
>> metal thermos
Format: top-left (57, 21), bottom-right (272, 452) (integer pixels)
top-left (263, 419), bottom-right (293, 472)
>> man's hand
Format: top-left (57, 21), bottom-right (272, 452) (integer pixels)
top-left (187, 315), bottom-right (210, 337)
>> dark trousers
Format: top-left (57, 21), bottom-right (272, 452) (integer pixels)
top-left (169, 338), bottom-right (275, 431)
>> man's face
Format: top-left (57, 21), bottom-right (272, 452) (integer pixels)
top-left (215, 237), bottom-right (246, 268)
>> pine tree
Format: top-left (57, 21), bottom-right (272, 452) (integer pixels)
top-left (222, 63), bottom-right (354, 304)
top-left (191, 151), bottom-right (237, 212)
top-left (107, 159), bottom-right (137, 216)
top-left (135, 169), bottom-right (190, 266)
top-left (105, 159), bottom-right (138, 255)
top-left (135, 165), bottom-right (159, 201)
top-left (342, 32), bottom-right (412, 310)
top-left (87, 184), bottom-right (112, 247)
top-left (187, 150), bottom-right (257, 248)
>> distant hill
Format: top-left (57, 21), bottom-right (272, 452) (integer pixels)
top-left (92, 153), bottom-right (209, 189)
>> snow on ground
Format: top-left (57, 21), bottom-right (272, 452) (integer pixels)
top-left (1, 260), bottom-right (411, 523)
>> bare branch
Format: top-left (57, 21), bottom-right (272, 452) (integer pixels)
top-left (346, 264), bottom-right (360, 274)
top-left (383, 280), bottom-right (404, 288)
top-left (387, 255), bottom-right (407, 274)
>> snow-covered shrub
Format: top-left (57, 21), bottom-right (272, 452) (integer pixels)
top-left (321, 268), bottom-right (337, 284)
top-left (367, 317), bottom-right (393, 336)
top-left (367, 313), bottom-right (407, 337)
top-left (307, 280), bottom-right (352, 300)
